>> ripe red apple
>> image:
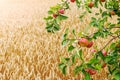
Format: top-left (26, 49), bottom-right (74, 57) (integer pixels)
top-left (102, 63), bottom-right (107, 68)
top-left (87, 41), bottom-right (93, 48)
top-left (88, 2), bottom-right (94, 8)
top-left (53, 14), bottom-right (58, 18)
top-left (85, 68), bottom-right (97, 75)
top-left (78, 38), bottom-right (89, 47)
top-left (102, 50), bottom-right (107, 56)
top-left (91, 49), bottom-right (96, 53)
top-left (70, 0), bottom-right (75, 3)
top-left (110, 11), bottom-right (115, 15)
top-left (100, 0), bottom-right (105, 2)
top-left (58, 9), bottom-right (65, 14)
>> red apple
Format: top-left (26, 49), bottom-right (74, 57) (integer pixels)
top-left (85, 68), bottom-right (97, 75)
top-left (91, 49), bottom-right (96, 53)
top-left (102, 63), bottom-right (107, 68)
top-left (70, 0), bottom-right (75, 3)
top-left (100, 0), bottom-right (105, 2)
top-left (78, 38), bottom-right (89, 47)
top-left (88, 2), bottom-right (94, 8)
top-left (110, 10), bottom-right (115, 15)
top-left (102, 50), bottom-right (107, 56)
top-left (87, 41), bottom-right (93, 48)
top-left (53, 14), bottom-right (58, 18)
top-left (58, 9), bottom-right (65, 14)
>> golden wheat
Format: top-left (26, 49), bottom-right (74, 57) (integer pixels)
top-left (0, 0), bottom-right (115, 80)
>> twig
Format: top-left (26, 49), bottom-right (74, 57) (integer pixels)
top-left (100, 34), bottom-right (120, 51)
top-left (107, 26), bottom-right (120, 29)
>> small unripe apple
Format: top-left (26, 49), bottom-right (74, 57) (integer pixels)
top-left (58, 9), bottom-right (65, 14)
top-left (91, 49), bottom-right (96, 53)
top-left (87, 41), bottom-right (93, 48)
top-left (88, 2), bottom-right (94, 8)
top-left (78, 38), bottom-right (89, 47)
top-left (85, 68), bottom-right (97, 75)
top-left (102, 63), bottom-right (107, 68)
top-left (110, 11), bottom-right (115, 15)
top-left (100, 0), bottom-right (105, 2)
top-left (53, 14), bottom-right (58, 18)
top-left (70, 0), bottom-right (75, 3)
top-left (102, 50), bottom-right (107, 56)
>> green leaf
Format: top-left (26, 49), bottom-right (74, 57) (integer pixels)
top-left (94, 64), bottom-right (102, 70)
top-left (60, 57), bottom-right (70, 63)
top-left (76, 49), bottom-right (83, 61)
top-left (82, 70), bottom-right (92, 80)
top-left (54, 22), bottom-right (60, 31)
top-left (89, 58), bottom-right (99, 64)
top-left (58, 63), bottom-right (67, 75)
top-left (110, 43), bottom-right (116, 49)
top-left (62, 28), bottom-right (69, 39)
top-left (68, 45), bottom-right (75, 52)
top-left (59, 63), bottom-right (65, 70)
top-left (76, 0), bottom-right (82, 8)
top-left (86, 7), bottom-right (92, 13)
top-left (62, 39), bottom-right (68, 46)
top-left (95, 13), bottom-right (99, 15)
top-left (105, 56), bottom-right (113, 64)
top-left (74, 65), bottom-right (83, 75)
top-left (56, 15), bottom-right (68, 22)
top-left (72, 54), bottom-right (76, 64)
top-left (44, 16), bottom-right (53, 20)
top-left (113, 72), bottom-right (120, 80)
top-left (62, 65), bottom-right (67, 75)
top-left (72, 29), bottom-right (76, 37)
top-left (99, 0), bottom-right (103, 7)
top-left (65, 28), bottom-right (69, 34)
top-left (94, 0), bottom-right (99, 8)
top-left (91, 17), bottom-right (96, 21)
top-left (98, 51), bottom-right (105, 60)
top-left (102, 11), bottom-right (108, 17)
top-left (100, 8), bottom-right (102, 13)
top-left (83, 73), bottom-right (91, 80)
top-left (48, 10), bottom-right (53, 14)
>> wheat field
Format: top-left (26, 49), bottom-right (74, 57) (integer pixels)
top-left (0, 0), bottom-right (114, 80)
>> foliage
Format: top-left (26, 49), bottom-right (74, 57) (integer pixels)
top-left (45, 0), bottom-right (120, 80)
